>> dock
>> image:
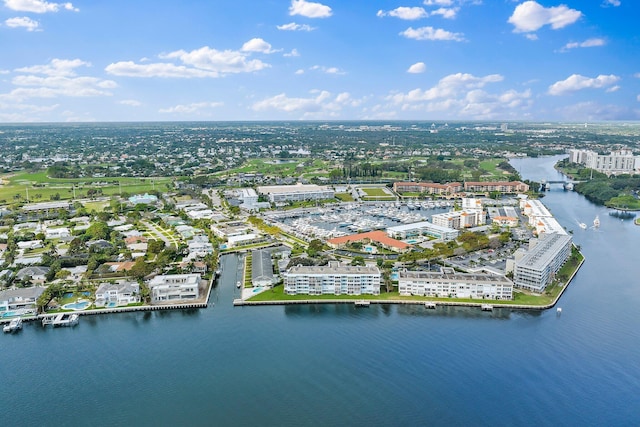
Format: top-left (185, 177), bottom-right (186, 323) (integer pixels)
top-left (424, 302), bottom-right (437, 309)
top-left (354, 300), bottom-right (370, 307)
top-left (41, 313), bottom-right (79, 327)
top-left (481, 304), bottom-right (493, 311)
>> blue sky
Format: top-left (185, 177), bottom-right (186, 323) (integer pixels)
top-left (1, 0), bottom-right (639, 122)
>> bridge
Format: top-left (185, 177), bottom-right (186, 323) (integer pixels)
top-left (539, 179), bottom-right (584, 191)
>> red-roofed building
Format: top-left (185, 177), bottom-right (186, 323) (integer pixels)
top-left (463, 181), bottom-right (529, 193)
top-left (393, 182), bottom-right (462, 196)
top-left (327, 230), bottom-right (412, 253)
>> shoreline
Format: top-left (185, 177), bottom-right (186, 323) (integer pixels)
top-left (235, 250), bottom-right (585, 312)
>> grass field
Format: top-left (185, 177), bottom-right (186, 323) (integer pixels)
top-left (0, 171), bottom-right (173, 204)
top-left (361, 187), bottom-right (390, 197)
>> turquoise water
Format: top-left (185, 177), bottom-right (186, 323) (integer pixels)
top-left (107, 302), bottom-right (118, 308)
top-left (2, 311), bottom-right (17, 318)
top-left (2, 155), bottom-right (640, 425)
top-left (62, 301), bottom-right (89, 310)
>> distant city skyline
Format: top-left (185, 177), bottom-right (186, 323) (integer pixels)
top-left (1, 0), bottom-right (638, 122)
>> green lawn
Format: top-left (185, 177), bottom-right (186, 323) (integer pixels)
top-left (247, 285), bottom-right (554, 306)
top-left (361, 187), bottom-right (390, 197)
top-left (335, 193), bottom-right (354, 202)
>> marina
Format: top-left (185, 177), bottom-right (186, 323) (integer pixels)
top-left (41, 313), bottom-right (79, 327)
top-left (3, 317), bottom-right (22, 333)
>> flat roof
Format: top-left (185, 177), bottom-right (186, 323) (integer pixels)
top-left (518, 233), bottom-right (572, 271)
top-left (387, 221), bottom-right (457, 234)
top-left (257, 183), bottom-right (332, 194)
top-left (287, 263), bottom-right (380, 276)
top-left (399, 270), bottom-right (513, 285)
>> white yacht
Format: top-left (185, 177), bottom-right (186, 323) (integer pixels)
top-left (3, 317), bottom-right (23, 333)
top-left (593, 216), bottom-right (600, 228)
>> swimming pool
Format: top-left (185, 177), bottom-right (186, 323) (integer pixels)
top-left (252, 287), bottom-right (264, 293)
top-left (62, 301), bottom-right (90, 310)
top-left (107, 302), bottom-right (118, 308)
top-left (2, 311), bottom-right (17, 318)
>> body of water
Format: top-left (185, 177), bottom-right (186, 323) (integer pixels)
top-left (2, 155), bottom-right (640, 426)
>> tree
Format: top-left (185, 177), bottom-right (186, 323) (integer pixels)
top-left (130, 257), bottom-right (153, 280)
top-left (351, 256), bottom-right (365, 266)
top-left (85, 221), bottom-right (111, 241)
top-left (147, 239), bottom-right (166, 254)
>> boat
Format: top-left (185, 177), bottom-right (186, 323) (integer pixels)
top-left (593, 216), bottom-right (600, 228)
top-left (236, 281), bottom-right (242, 288)
top-left (3, 317), bottom-right (22, 333)
top-left (42, 313), bottom-right (79, 327)
top-left (354, 300), bottom-right (370, 307)
top-left (578, 222), bottom-right (587, 230)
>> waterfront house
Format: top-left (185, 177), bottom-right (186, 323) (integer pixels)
top-left (95, 281), bottom-right (140, 307)
top-left (147, 273), bottom-right (201, 303)
top-left (0, 286), bottom-right (45, 312)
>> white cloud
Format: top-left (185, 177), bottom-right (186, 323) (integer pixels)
top-left (606, 85), bottom-right (620, 93)
top-left (119, 99), bottom-right (142, 107)
top-left (386, 73), bottom-right (531, 119)
top-left (252, 90), bottom-right (363, 117)
top-left (284, 49), bottom-right (300, 57)
top-left (310, 65), bottom-right (345, 75)
top-left (423, 0), bottom-right (453, 5)
top-left (548, 74), bottom-right (620, 95)
top-left (407, 62), bottom-right (427, 74)
top-left (277, 22), bottom-right (316, 31)
top-left (295, 69), bottom-right (305, 75)
top-left (637, 94), bottom-right (640, 102)
top-left (5, 16), bottom-right (40, 31)
top-left (634, 73), bottom-right (640, 79)
top-left (508, 1), bottom-right (582, 33)
top-left (105, 61), bottom-right (219, 78)
top-left (3, 0), bottom-right (78, 13)
top-left (289, 0), bottom-right (332, 18)
top-left (400, 26), bottom-right (464, 41)
top-left (602, 0), bottom-right (620, 6)
top-left (159, 102), bottom-right (223, 114)
top-left (377, 7), bottom-right (428, 20)
top-left (106, 43), bottom-right (271, 78)
top-left (2, 59), bottom-right (116, 102)
top-left (241, 38), bottom-right (276, 54)
top-left (430, 7), bottom-right (459, 19)
top-left (561, 38), bottom-right (606, 51)
top-left (16, 58), bottom-right (89, 76)
top-left (388, 73), bottom-right (504, 104)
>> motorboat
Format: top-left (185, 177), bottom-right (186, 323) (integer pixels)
top-left (3, 317), bottom-right (23, 333)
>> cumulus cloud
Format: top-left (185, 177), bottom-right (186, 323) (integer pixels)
top-left (159, 102), bottom-right (223, 114)
top-left (4, 16), bottom-right (40, 31)
top-left (284, 49), bottom-right (300, 57)
top-left (252, 90), bottom-right (362, 117)
top-left (377, 7), bottom-right (428, 20)
top-left (388, 73), bottom-right (504, 104)
top-left (602, 0), bottom-right (620, 6)
top-left (1, 59), bottom-right (117, 102)
top-left (400, 26), bottom-right (464, 41)
top-left (407, 62), bottom-right (427, 74)
top-left (386, 73), bottom-right (530, 119)
top-left (423, 0), bottom-right (453, 5)
top-left (119, 99), bottom-right (142, 107)
top-left (508, 1), bottom-right (581, 33)
top-left (309, 65), bottom-right (345, 75)
top-left (277, 22), bottom-right (316, 31)
top-left (560, 38), bottom-right (606, 52)
top-left (430, 7), bottom-right (459, 19)
top-left (106, 42), bottom-right (271, 78)
top-left (548, 74), bottom-right (620, 95)
top-left (289, 0), bottom-right (332, 18)
top-left (241, 38), bottom-right (276, 54)
top-left (3, 0), bottom-right (78, 13)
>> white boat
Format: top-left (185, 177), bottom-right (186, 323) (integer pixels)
top-left (578, 222), bottom-right (587, 230)
top-left (593, 216), bottom-right (600, 228)
top-left (3, 317), bottom-right (22, 333)
top-left (236, 281), bottom-right (242, 288)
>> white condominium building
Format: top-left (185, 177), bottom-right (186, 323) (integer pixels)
top-left (569, 149), bottom-right (638, 176)
top-left (284, 261), bottom-right (381, 295)
top-left (147, 273), bottom-right (201, 303)
top-left (513, 233), bottom-right (572, 292)
top-left (520, 198), bottom-right (553, 227)
top-left (431, 209), bottom-right (485, 230)
top-left (398, 268), bottom-right (513, 300)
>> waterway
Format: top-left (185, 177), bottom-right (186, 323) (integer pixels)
top-left (2, 155), bottom-right (640, 426)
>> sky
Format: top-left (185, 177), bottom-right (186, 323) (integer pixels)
top-left (1, 0), bottom-right (639, 122)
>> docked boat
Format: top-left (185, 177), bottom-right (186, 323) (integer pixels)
top-left (42, 313), bottom-right (79, 327)
top-left (3, 317), bottom-right (23, 333)
top-left (593, 216), bottom-right (600, 228)
top-left (236, 281), bottom-right (242, 288)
